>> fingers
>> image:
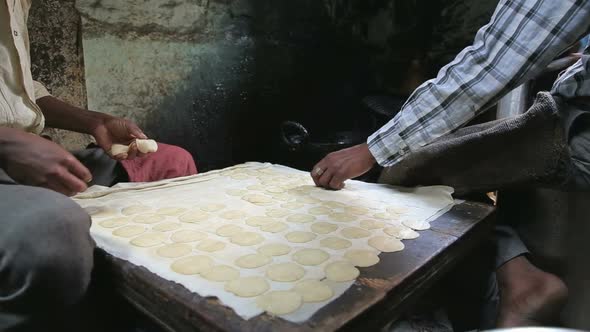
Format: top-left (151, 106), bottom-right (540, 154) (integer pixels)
top-left (66, 156), bottom-right (93, 183)
top-left (329, 174), bottom-right (346, 190)
top-left (317, 167), bottom-right (335, 189)
top-left (58, 170), bottom-right (88, 194)
top-left (311, 160), bottom-right (327, 187)
top-left (127, 122), bottom-right (147, 139)
top-left (126, 141), bottom-right (139, 160)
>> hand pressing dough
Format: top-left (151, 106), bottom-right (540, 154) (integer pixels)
top-left (293, 280), bottom-right (334, 303)
top-left (368, 236), bottom-right (404, 252)
top-left (225, 276), bottom-right (269, 297)
top-left (171, 255), bottom-right (213, 275)
top-left (200, 203), bottom-right (226, 212)
top-left (281, 202), bottom-right (304, 210)
top-left (156, 207), bottom-right (187, 216)
top-left (156, 243), bottom-right (192, 258)
top-left (292, 249), bottom-right (329, 266)
top-left (325, 261), bottom-right (360, 282)
top-left (328, 212), bottom-right (355, 223)
top-left (265, 209), bottom-right (291, 218)
top-left (226, 189), bottom-right (247, 196)
top-left (311, 222), bottom-right (338, 234)
top-left (171, 230), bottom-right (207, 243)
top-left (121, 205), bottom-right (151, 216)
top-left (286, 214), bottom-right (316, 223)
top-left (340, 227), bottom-right (371, 239)
top-left (384, 225), bottom-right (420, 239)
top-left (257, 243), bottom-right (291, 256)
top-left (133, 214), bottom-right (165, 224)
top-left (359, 220), bottom-right (386, 230)
top-left (256, 291), bottom-right (302, 315)
top-left (179, 211), bottom-right (209, 223)
top-left (260, 222), bottom-right (288, 233)
top-left (230, 232), bottom-right (264, 246)
top-left (285, 231), bottom-right (316, 243)
top-left (196, 239), bottom-right (226, 252)
top-left (245, 216), bottom-right (275, 227)
top-left (113, 225), bottom-right (147, 238)
top-left (402, 219), bottom-right (431, 231)
top-left (216, 225), bottom-right (243, 237)
top-left (99, 217), bottom-right (130, 228)
top-left (320, 237), bottom-right (352, 250)
top-left (152, 222), bottom-right (182, 232)
top-left (130, 233), bottom-right (165, 247)
top-left (235, 253), bottom-right (271, 268)
top-left (266, 263), bottom-right (305, 282)
top-left (202, 265), bottom-right (240, 282)
top-left (220, 210), bottom-right (247, 220)
top-left (344, 249), bottom-right (380, 267)
top-left (308, 206), bottom-right (332, 215)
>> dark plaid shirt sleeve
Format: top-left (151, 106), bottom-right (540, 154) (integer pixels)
top-left (368, 0), bottom-right (590, 167)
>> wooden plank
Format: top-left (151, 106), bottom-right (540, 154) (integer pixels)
top-left (95, 201), bottom-right (495, 332)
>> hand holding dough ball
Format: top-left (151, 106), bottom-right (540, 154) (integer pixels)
top-left (110, 139), bottom-right (158, 159)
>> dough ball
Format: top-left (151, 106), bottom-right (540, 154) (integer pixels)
top-left (285, 231), bottom-right (316, 243)
top-left (133, 214), bottom-right (165, 224)
top-left (384, 225), bottom-right (420, 240)
top-left (260, 222), bottom-right (288, 233)
top-left (230, 232), bottom-right (264, 246)
top-left (200, 203), bottom-right (226, 212)
top-left (359, 219), bottom-right (385, 230)
top-left (113, 225), bottom-right (147, 238)
top-left (286, 214), bottom-right (316, 224)
top-left (202, 265), bottom-right (240, 282)
top-left (157, 243), bottom-right (192, 258)
top-left (179, 210), bottom-right (210, 223)
top-left (320, 237), bottom-right (352, 250)
top-left (152, 222), bottom-right (182, 232)
top-left (226, 189), bottom-right (248, 196)
top-left (171, 230), bottom-right (207, 243)
top-left (344, 206), bottom-right (369, 215)
top-left (243, 194), bottom-right (273, 206)
top-left (121, 205), bottom-right (150, 216)
top-left (98, 217), bottom-right (129, 229)
top-left (368, 236), bottom-right (404, 252)
top-left (266, 263), bottom-right (305, 282)
top-left (225, 276), bottom-right (269, 298)
top-left (310, 222), bottom-right (338, 234)
top-left (325, 261), bottom-right (360, 282)
top-left (220, 210), bottom-right (247, 220)
top-left (257, 243), bottom-right (291, 256)
top-left (344, 249), bottom-right (380, 267)
top-left (402, 219), bottom-right (431, 231)
top-left (256, 291), bottom-right (302, 315)
top-left (293, 280), bottom-right (334, 303)
top-left (308, 206), bottom-right (332, 215)
top-left (171, 255), bottom-right (213, 275)
top-left (281, 202), bottom-right (304, 210)
top-left (135, 139), bottom-right (158, 153)
top-left (292, 249), bottom-right (329, 266)
top-left (328, 212), bottom-right (355, 223)
top-left (324, 201), bottom-right (346, 209)
top-left (265, 209), bottom-right (291, 218)
top-left (235, 253), bottom-right (272, 268)
top-left (156, 207), bottom-right (188, 216)
top-left (130, 233), bottom-right (165, 247)
top-left (245, 216), bottom-right (275, 227)
top-left (340, 227), bottom-right (371, 239)
top-left (216, 225), bottom-right (243, 237)
top-left (196, 239), bottom-right (226, 252)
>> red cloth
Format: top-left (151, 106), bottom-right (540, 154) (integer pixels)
top-left (120, 143), bottom-right (197, 182)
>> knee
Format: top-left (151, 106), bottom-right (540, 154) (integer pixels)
top-left (158, 143), bottom-right (198, 177)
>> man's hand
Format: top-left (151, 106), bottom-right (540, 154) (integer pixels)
top-left (0, 128), bottom-right (92, 196)
top-left (311, 143), bottom-right (376, 190)
top-left (91, 116), bottom-right (148, 160)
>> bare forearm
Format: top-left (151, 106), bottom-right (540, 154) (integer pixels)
top-left (36, 96), bottom-right (109, 135)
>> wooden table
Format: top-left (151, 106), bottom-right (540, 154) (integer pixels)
top-left (95, 201), bottom-right (495, 332)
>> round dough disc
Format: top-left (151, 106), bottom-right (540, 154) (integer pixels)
top-left (325, 261), bottom-right (360, 282)
top-left (179, 210), bottom-right (209, 223)
top-left (359, 219), bottom-right (385, 230)
top-left (99, 217), bottom-right (129, 229)
top-left (292, 249), bottom-right (329, 266)
top-left (384, 225), bottom-right (420, 240)
top-left (373, 212), bottom-right (398, 220)
top-left (272, 193), bottom-right (294, 202)
top-left (387, 206), bottom-right (408, 215)
top-left (157, 243), bottom-right (192, 258)
top-left (226, 189), bottom-right (247, 196)
top-left (323, 201), bottom-right (346, 209)
top-left (247, 184), bottom-right (265, 191)
top-left (225, 276), bottom-right (269, 297)
top-left (202, 265), bottom-right (240, 282)
top-left (229, 173), bottom-right (249, 180)
top-left (200, 203), bottom-right (226, 212)
top-left (220, 210), bottom-right (247, 220)
top-left (230, 232), bottom-right (264, 246)
top-left (257, 243), bottom-right (291, 256)
top-left (85, 206), bottom-right (118, 218)
top-left (121, 205), bottom-right (150, 216)
top-left (281, 202), bottom-right (304, 210)
top-left (308, 206), bottom-right (332, 215)
top-left (113, 225), bottom-right (146, 238)
top-left (260, 222), bottom-right (288, 233)
top-left (328, 212), bottom-right (355, 223)
top-left (216, 225), bottom-right (243, 237)
top-left (265, 186), bottom-right (285, 194)
top-left (368, 236), bottom-right (405, 252)
top-left (266, 263), bottom-right (305, 282)
top-left (344, 249), bottom-right (380, 267)
top-left (286, 214), bottom-right (316, 224)
top-left (402, 219), bottom-right (431, 231)
top-left (243, 194), bottom-right (273, 206)
top-left (285, 231), bottom-right (316, 243)
top-left (156, 207), bottom-right (188, 216)
top-left (171, 255), bottom-right (213, 275)
top-left (133, 214), bottom-right (165, 224)
top-left (344, 206), bottom-right (369, 215)
top-left (256, 291), bottom-right (302, 315)
top-left (265, 209), bottom-right (291, 218)
top-left (196, 239), bottom-right (226, 252)
top-left (340, 227), bottom-right (371, 239)
top-left (311, 222), bottom-right (338, 234)
top-left (293, 280), bottom-right (334, 303)
top-left (296, 196), bottom-right (319, 204)
top-left (171, 230), bottom-right (207, 243)
top-left (320, 237), bottom-right (352, 250)
top-left (235, 253), bottom-right (272, 268)
top-left (152, 222), bottom-right (182, 232)
top-left (130, 233), bottom-right (165, 247)
top-left (246, 216), bottom-right (275, 227)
